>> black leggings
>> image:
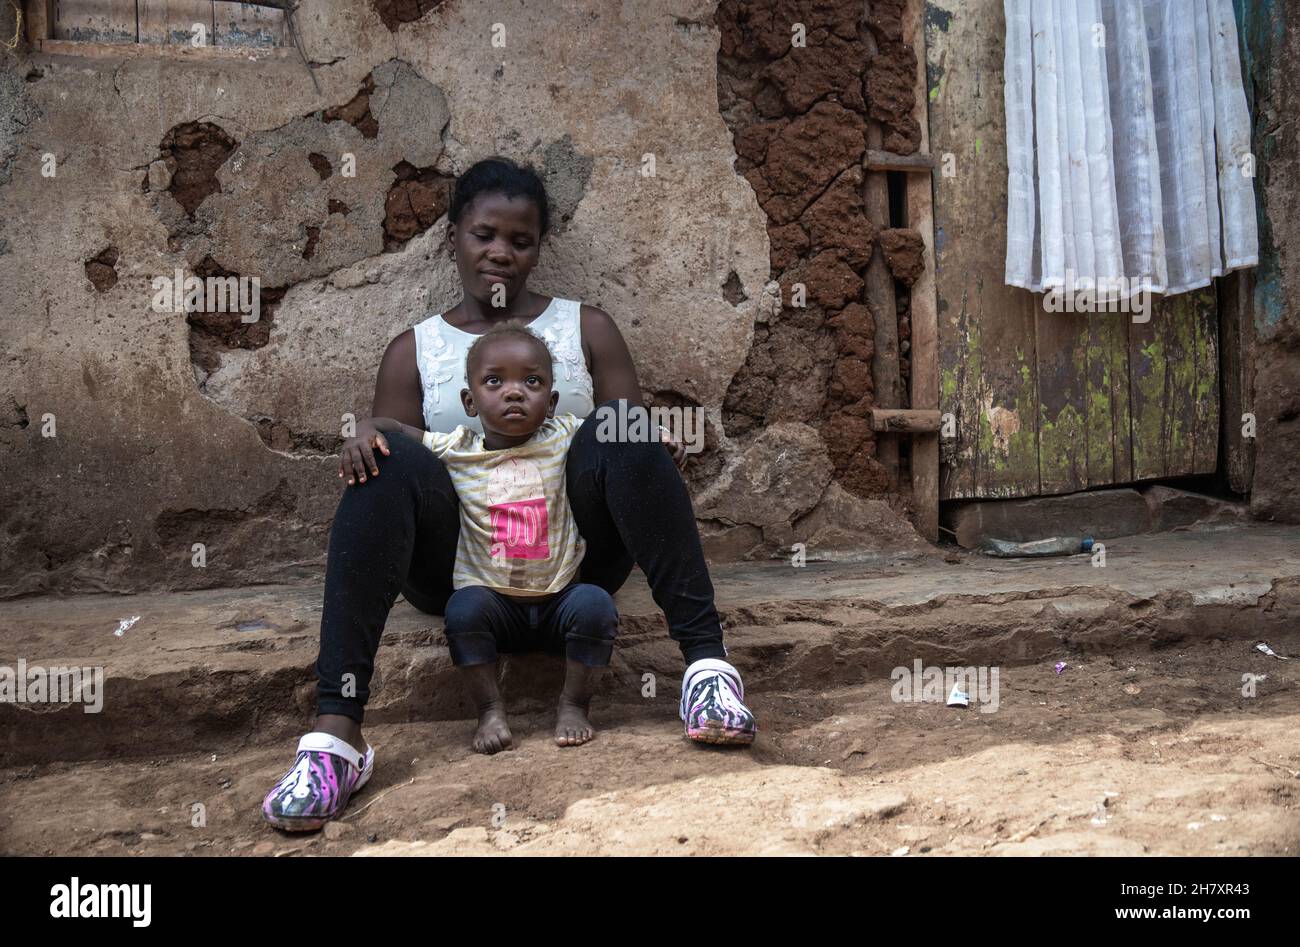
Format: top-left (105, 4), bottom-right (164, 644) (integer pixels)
top-left (314, 399), bottom-right (727, 722)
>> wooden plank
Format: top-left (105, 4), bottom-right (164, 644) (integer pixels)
top-left (928, 0), bottom-right (1040, 499)
top-left (26, 1), bottom-right (55, 45)
top-left (864, 150), bottom-right (935, 173)
top-left (904, 0), bottom-right (938, 540)
top-left (870, 408), bottom-right (942, 433)
top-left (35, 37), bottom-right (296, 58)
top-left (1034, 303), bottom-right (1089, 495)
top-left (1129, 288), bottom-right (1218, 480)
top-left (1192, 284), bottom-right (1221, 474)
top-left (1218, 270), bottom-right (1255, 493)
top-left (860, 0), bottom-right (902, 493)
top-left (139, 0), bottom-right (215, 46)
top-left (864, 141), bottom-right (901, 490)
top-left (52, 0), bottom-right (138, 43)
top-left (213, 1), bottom-right (285, 47)
top-left (1085, 309), bottom-right (1133, 486)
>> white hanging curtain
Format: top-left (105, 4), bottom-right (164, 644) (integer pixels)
top-left (1003, 0), bottom-right (1258, 297)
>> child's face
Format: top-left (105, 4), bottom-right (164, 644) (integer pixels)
top-left (462, 335), bottom-right (559, 443)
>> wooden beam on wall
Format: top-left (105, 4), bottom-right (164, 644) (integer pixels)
top-left (870, 408), bottom-right (942, 432)
top-left (1219, 270), bottom-right (1256, 494)
top-left (864, 149), bottom-right (935, 173)
top-left (861, 18), bottom-right (902, 493)
top-left (904, 0), bottom-right (940, 542)
top-left (26, 1), bottom-right (56, 47)
top-left (50, 0), bottom-right (138, 43)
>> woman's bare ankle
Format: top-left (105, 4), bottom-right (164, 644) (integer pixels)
top-left (313, 713), bottom-right (365, 752)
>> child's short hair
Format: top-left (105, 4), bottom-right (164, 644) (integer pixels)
top-left (464, 321), bottom-right (555, 382)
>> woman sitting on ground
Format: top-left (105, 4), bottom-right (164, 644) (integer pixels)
top-left (261, 156), bottom-right (756, 832)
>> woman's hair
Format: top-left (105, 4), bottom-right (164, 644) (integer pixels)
top-left (464, 321), bottom-right (555, 381)
top-left (450, 156), bottom-right (551, 239)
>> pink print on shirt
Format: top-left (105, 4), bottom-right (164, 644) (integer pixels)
top-left (486, 458), bottom-right (550, 560)
top-left (489, 498), bottom-right (549, 559)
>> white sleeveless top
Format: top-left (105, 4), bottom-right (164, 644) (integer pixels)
top-left (412, 296), bottom-right (596, 434)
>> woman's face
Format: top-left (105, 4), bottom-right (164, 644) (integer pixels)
top-left (449, 191), bottom-right (543, 305)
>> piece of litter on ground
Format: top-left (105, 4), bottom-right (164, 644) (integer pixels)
top-left (236, 618), bottom-right (274, 633)
top-left (1256, 642), bottom-right (1289, 660)
top-left (1104, 791), bottom-right (1119, 797)
top-left (946, 682), bottom-right (969, 708)
top-left (891, 846), bottom-right (910, 856)
top-left (113, 616), bottom-right (141, 637)
top-left (1187, 822), bottom-right (1203, 831)
top-left (1054, 661), bottom-right (1067, 675)
top-left (1211, 814), bottom-right (1227, 822)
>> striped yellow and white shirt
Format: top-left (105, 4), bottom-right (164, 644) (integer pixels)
top-left (421, 414), bottom-right (585, 598)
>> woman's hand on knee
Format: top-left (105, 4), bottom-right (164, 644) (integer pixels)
top-left (339, 419), bottom-right (391, 486)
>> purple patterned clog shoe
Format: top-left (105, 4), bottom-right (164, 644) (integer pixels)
top-left (262, 732), bottom-right (374, 832)
top-left (680, 659), bottom-right (756, 746)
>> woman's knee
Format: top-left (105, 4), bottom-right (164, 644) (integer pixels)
top-left (338, 429), bottom-right (451, 507)
top-left (374, 429), bottom-right (436, 476)
top-left (573, 399), bottom-right (664, 467)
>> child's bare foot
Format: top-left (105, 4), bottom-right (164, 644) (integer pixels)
top-left (555, 660), bottom-right (605, 747)
top-left (555, 695), bottom-right (594, 746)
top-left (473, 702), bottom-right (513, 754)
top-left (461, 661), bottom-right (512, 754)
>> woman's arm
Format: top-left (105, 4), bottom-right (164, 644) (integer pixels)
top-left (580, 304), bottom-right (642, 404)
top-left (372, 329), bottom-right (427, 428)
top-left (339, 330), bottom-right (426, 486)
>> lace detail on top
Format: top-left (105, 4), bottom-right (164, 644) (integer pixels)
top-left (413, 318), bottom-right (461, 411)
top-left (538, 300), bottom-right (595, 406)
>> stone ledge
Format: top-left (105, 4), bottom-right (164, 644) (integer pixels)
top-left (4, 525), bottom-right (1298, 766)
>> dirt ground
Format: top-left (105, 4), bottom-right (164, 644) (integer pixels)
top-left (4, 634), bottom-right (1298, 856)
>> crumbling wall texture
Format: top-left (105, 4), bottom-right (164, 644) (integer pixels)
top-left (710, 0), bottom-right (924, 536)
top-left (1245, 1), bottom-right (1300, 523)
top-left (0, 0), bottom-right (929, 598)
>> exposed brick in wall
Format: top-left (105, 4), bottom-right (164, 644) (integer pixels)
top-left (322, 74), bottom-right (379, 139)
top-left (186, 256), bottom-right (285, 376)
top-left (152, 122), bottom-right (237, 218)
top-left (84, 246), bottom-right (119, 293)
top-left (136, 61), bottom-right (451, 447)
top-left (383, 160), bottom-right (453, 251)
top-left (371, 0), bottom-right (448, 32)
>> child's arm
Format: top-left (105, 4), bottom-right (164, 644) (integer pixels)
top-left (371, 416), bottom-right (426, 444)
top-left (373, 416), bottom-right (457, 457)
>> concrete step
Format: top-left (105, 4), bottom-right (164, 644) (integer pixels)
top-left (4, 524), bottom-right (1298, 766)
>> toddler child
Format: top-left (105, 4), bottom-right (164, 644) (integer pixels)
top-left (382, 322), bottom-right (616, 752)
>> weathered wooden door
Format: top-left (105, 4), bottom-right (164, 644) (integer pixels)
top-left (926, 4), bottom-right (1220, 500)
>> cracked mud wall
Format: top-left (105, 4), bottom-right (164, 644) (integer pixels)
top-left (1, 1), bottom-right (927, 598)
top-left (708, 0), bottom-right (929, 556)
top-left (1241, 1), bottom-right (1300, 523)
